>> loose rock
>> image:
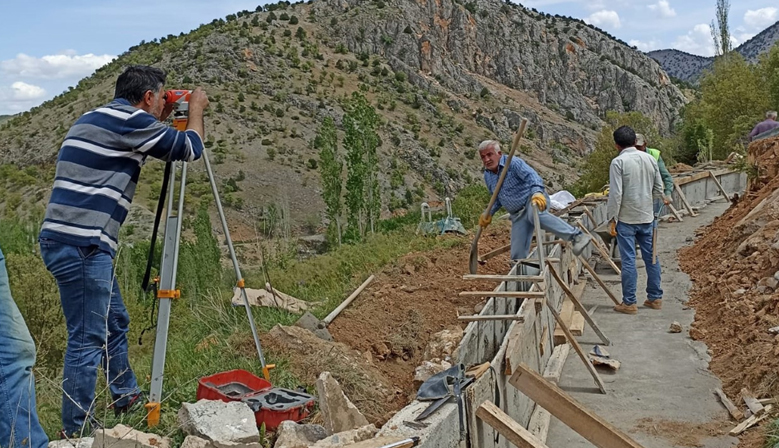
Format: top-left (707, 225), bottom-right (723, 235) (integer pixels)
top-left (273, 422), bottom-right (327, 448)
top-left (669, 322), bottom-right (682, 333)
top-left (92, 425), bottom-right (170, 448)
top-left (316, 372), bottom-right (370, 435)
top-left (178, 400), bottom-right (259, 443)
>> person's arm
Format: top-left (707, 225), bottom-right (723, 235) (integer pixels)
top-left (657, 156), bottom-right (674, 197)
top-left (123, 116), bottom-right (204, 162)
top-left (651, 158), bottom-right (663, 197)
top-left (749, 124), bottom-right (760, 141)
top-left (606, 159), bottom-right (622, 222)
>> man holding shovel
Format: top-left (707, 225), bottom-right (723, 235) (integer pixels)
top-left (607, 126), bottom-right (665, 314)
top-left (477, 140), bottom-right (591, 262)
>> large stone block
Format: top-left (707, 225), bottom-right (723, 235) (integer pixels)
top-left (178, 400), bottom-right (259, 443)
top-left (315, 372), bottom-right (370, 435)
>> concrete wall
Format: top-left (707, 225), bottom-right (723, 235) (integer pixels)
top-left (377, 169), bottom-right (746, 448)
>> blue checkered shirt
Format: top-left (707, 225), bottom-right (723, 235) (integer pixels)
top-left (484, 155), bottom-right (545, 215)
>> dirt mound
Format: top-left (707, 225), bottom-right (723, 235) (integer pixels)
top-left (680, 137), bottom-right (779, 428)
top-left (328, 224), bottom-right (513, 415)
top-left (263, 324), bottom-right (398, 424)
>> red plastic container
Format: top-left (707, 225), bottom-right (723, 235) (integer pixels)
top-left (196, 370), bottom-right (314, 431)
top-left (197, 369), bottom-right (272, 402)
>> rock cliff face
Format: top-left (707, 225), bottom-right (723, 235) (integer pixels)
top-left (314, 0), bottom-right (685, 134)
top-left (0, 0), bottom-right (687, 226)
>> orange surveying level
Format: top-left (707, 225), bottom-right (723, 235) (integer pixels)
top-left (164, 89), bottom-right (192, 131)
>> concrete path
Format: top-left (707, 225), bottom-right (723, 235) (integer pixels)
top-left (547, 200), bottom-right (738, 448)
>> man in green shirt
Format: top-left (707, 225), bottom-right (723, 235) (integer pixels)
top-left (636, 134), bottom-right (673, 216)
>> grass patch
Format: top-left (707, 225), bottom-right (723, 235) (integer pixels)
top-left (1, 180), bottom-right (490, 442)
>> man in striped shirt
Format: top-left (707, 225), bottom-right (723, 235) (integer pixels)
top-left (477, 140), bottom-right (591, 262)
top-left (38, 65), bottom-right (209, 435)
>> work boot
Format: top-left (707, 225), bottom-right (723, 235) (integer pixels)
top-left (643, 299), bottom-right (663, 310)
top-left (613, 302), bottom-right (638, 314)
top-left (112, 392), bottom-right (145, 417)
top-left (571, 233), bottom-right (592, 256)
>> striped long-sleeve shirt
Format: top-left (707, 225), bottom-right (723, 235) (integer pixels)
top-left (484, 155), bottom-right (545, 216)
top-left (40, 98), bottom-right (204, 256)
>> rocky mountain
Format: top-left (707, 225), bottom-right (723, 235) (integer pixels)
top-left (649, 20), bottom-right (779, 84)
top-left (0, 0), bottom-right (685, 232)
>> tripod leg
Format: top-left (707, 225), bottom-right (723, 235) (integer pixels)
top-left (202, 150), bottom-right (268, 371)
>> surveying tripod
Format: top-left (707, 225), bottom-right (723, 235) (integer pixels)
top-left (142, 149), bottom-right (273, 426)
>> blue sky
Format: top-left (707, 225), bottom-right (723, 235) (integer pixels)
top-left (1, 0), bottom-right (778, 115)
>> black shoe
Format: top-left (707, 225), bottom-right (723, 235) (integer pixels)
top-left (112, 392), bottom-right (144, 417)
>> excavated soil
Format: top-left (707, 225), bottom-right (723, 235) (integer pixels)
top-left (328, 222), bottom-right (513, 413)
top-left (679, 137), bottom-right (779, 446)
top-left (634, 418), bottom-right (731, 448)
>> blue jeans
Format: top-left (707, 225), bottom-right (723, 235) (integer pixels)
top-left (0, 247), bottom-right (49, 448)
top-left (510, 192), bottom-right (581, 260)
top-left (615, 222), bottom-right (663, 305)
top-left (39, 239), bottom-right (139, 434)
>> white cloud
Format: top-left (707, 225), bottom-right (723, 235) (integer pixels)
top-left (648, 0), bottom-right (676, 18)
top-left (629, 39), bottom-right (661, 52)
top-left (0, 82), bottom-right (46, 101)
top-left (585, 10), bottom-right (621, 30)
top-left (0, 51), bottom-right (115, 80)
top-left (744, 7), bottom-right (779, 31)
top-left (673, 23), bottom-right (715, 57)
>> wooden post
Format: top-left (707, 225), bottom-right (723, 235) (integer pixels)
top-left (476, 401), bottom-right (551, 448)
top-left (543, 288), bottom-right (607, 393)
top-left (709, 171), bottom-right (730, 201)
top-left (510, 364), bottom-right (643, 448)
top-left (673, 181), bottom-right (698, 217)
top-left (323, 275), bottom-right (375, 325)
top-left (667, 203), bottom-right (683, 222)
top-left (576, 222), bottom-right (621, 275)
top-left (578, 256), bottom-right (621, 306)
top-left (547, 262), bottom-right (610, 346)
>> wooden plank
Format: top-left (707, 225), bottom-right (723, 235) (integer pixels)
top-left (459, 314), bottom-right (525, 322)
top-left (758, 397), bottom-right (778, 405)
top-left (510, 364), bottom-right (643, 448)
top-left (673, 181), bottom-right (698, 217)
top-left (463, 274), bottom-right (545, 282)
top-left (460, 291), bottom-right (546, 298)
top-left (709, 171), bottom-right (730, 201)
top-left (570, 312), bottom-right (585, 336)
top-left (539, 326), bottom-right (549, 357)
top-left (504, 301), bottom-right (537, 375)
top-left (479, 244), bottom-right (511, 263)
top-left (543, 343), bottom-right (571, 385)
top-left (527, 407), bottom-right (553, 444)
top-left (576, 221), bottom-right (621, 275)
top-left (675, 170), bottom-right (713, 186)
top-left (553, 299), bottom-right (576, 345)
top-left (730, 405), bottom-right (773, 436)
top-left (543, 290), bottom-right (607, 393)
top-left (714, 388), bottom-right (744, 421)
top-left (667, 203), bottom-right (684, 222)
top-left (741, 388), bottom-right (765, 416)
top-left (530, 343), bottom-right (572, 442)
top-left (579, 256), bottom-right (621, 306)
top-left (476, 400), bottom-right (551, 448)
top-left (548, 262), bottom-right (611, 346)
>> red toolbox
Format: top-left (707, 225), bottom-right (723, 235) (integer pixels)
top-left (196, 369), bottom-right (315, 430)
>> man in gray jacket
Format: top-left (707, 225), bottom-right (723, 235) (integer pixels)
top-left (607, 126), bottom-right (664, 314)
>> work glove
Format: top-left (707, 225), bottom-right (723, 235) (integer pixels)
top-left (609, 220), bottom-right (617, 237)
top-left (530, 193), bottom-right (547, 212)
top-left (478, 213), bottom-right (492, 228)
